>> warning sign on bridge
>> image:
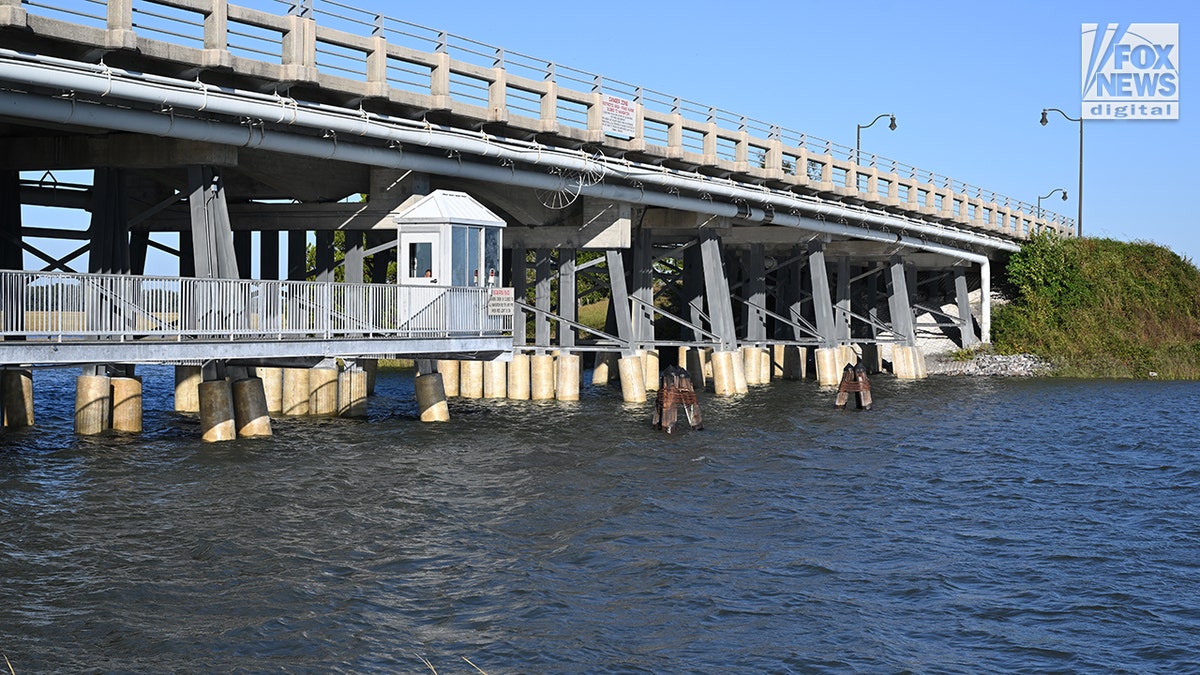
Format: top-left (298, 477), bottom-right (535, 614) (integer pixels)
top-left (601, 94), bottom-right (637, 138)
top-left (487, 287), bottom-right (515, 316)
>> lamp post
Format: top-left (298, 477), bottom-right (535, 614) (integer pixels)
top-left (855, 113), bottom-right (896, 165)
top-left (1040, 108), bottom-right (1083, 237)
top-left (1037, 187), bottom-right (1068, 224)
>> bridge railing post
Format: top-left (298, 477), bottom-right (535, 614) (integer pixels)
top-left (365, 13), bottom-right (389, 99)
top-left (488, 47), bottom-right (508, 123)
top-left (106, 0), bottom-right (137, 49)
top-left (281, 0), bottom-right (319, 84)
top-left (0, 0), bottom-right (27, 28)
top-left (539, 63), bottom-right (559, 133)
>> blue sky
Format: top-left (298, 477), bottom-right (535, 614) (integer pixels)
top-left (355, 0), bottom-right (1196, 262)
top-left (20, 0), bottom-right (1197, 268)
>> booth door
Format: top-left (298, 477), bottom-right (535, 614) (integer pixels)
top-left (399, 231), bottom-right (444, 284)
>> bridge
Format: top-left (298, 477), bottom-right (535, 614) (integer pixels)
top-left (0, 0), bottom-right (1069, 438)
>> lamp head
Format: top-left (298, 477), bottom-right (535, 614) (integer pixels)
top-left (888, 115), bottom-right (897, 131)
top-left (1040, 110), bottom-right (1049, 126)
top-left (1061, 190), bottom-right (1068, 201)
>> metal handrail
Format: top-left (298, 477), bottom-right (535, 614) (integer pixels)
top-left (0, 270), bottom-right (512, 341)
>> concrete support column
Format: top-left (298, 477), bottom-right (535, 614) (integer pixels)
top-left (460, 361), bottom-right (484, 399)
top-left (772, 345), bottom-right (787, 381)
top-left (731, 349), bottom-right (749, 394)
top-left (892, 345), bottom-right (929, 379)
top-left (684, 347), bottom-right (708, 391)
top-left (282, 367), bottom-right (310, 416)
top-left (338, 367), bottom-right (368, 418)
top-left (256, 367), bottom-right (284, 415)
top-left (232, 377), bottom-right (272, 437)
top-left (640, 349), bottom-right (659, 391)
top-left (362, 358), bottom-right (378, 396)
top-left (507, 353), bottom-right (531, 400)
top-left (814, 347), bottom-right (841, 386)
top-left (710, 350), bottom-right (737, 396)
top-left (616, 354), bottom-right (646, 403)
top-left (556, 352), bottom-right (581, 401)
top-left (437, 359), bottom-right (460, 397)
top-left (2, 369), bottom-right (34, 428)
top-left (174, 365), bottom-right (202, 413)
top-left (837, 344), bottom-right (859, 370)
top-left (591, 352), bottom-right (615, 385)
top-left (760, 347), bottom-right (773, 384)
top-left (483, 360), bottom-right (507, 399)
top-left (198, 379), bottom-right (236, 442)
top-left (110, 376), bottom-right (142, 433)
top-left (75, 374), bottom-right (111, 435)
top-left (414, 373), bottom-right (450, 422)
top-left (742, 346), bottom-right (764, 386)
top-left (308, 366), bottom-right (339, 416)
top-left (530, 354), bottom-right (556, 401)
top-left (782, 345), bottom-right (807, 380)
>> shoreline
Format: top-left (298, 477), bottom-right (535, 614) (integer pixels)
top-left (923, 352), bottom-right (1053, 377)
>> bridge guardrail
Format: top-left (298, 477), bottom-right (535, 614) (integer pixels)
top-left (8, 0), bottom-right (1075, 238)
top-left (0, 271), bottom-right (512, 341)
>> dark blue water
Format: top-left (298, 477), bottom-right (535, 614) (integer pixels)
top-left (3, 367), bottom-right (1199, 674)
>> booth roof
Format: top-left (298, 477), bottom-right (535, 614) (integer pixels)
top-left (392, 190), bottom-right (507, 228)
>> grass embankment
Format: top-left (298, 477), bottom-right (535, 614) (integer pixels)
top-left (992, 233), bottom-right (1200, 378)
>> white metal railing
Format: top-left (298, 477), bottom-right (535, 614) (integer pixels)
top-left (0, 270), bottom-right (512, 341)
top-left (10, 0), bottom-right (1075, 238)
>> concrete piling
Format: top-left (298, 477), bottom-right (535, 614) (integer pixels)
top-left (555, 352), bottom-right (581, 401)
top-left (308, 366), bottom-right (339, 416)
top-left (198, 379), bottom-right (236, 442)
top-left (617, 354), bottom-right (647, 403)
top-left (507, 353), bottom-right (531, 400)
top-left (460, 361), bottom-right (484, 399)
top-left (232, 377), bottom-right (272, 437)
top-left (814, 347), bottom-right (841, 386)
top-left (437, 359), bottom-right (460, 397)
top-left (2, 369), bottom-right (34, 428)
top-left (338, 366), bottom-right (369, 418)
top-left (256, 366), bottom-right (284, 415)
top-left (74, 374), bottom-right (111, 435)
top-left (110, 375), bottom-right (143, 433)
top-left (174, 365), bottom-right (201, 413)
top-left (282, 367), bottom-right (310, 416)
top-left (483, 360), bottom-right (508, 399)
top-left (530, 354), bottom-right (556, 400)
top-left (414, 372), bottom-right (450, 422)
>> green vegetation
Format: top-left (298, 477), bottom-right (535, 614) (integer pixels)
top-left (992, 232), bottom-right (1200, 378)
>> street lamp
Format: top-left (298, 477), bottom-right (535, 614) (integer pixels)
top-left (1037, 188), bottom-right (1068, 220)
top-left (1040, 108), bottom-right (1083, 237)
top-left (856, 113), bottom-right (896, 165)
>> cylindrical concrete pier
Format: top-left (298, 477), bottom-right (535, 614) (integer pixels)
top-left (232, 377), bottom-right (272, 437)
top-left (741, 346), bottom-right (763, 386)
top-left (282, 367), bottom-right (310, 416)
top-left (437, 359), bottom-right (460, 398)
top-left (530, 354), bottom-right (556, 400)
top-left (731, 348), bottom-right (749, 394)
top-left (110, 375), bottom-right (143, 433)
top-left (591, 351), bottom-right (614, 386)
top-left (414, 372), bottom-right (450, 422)
top-left (710, 350), bottom-right (737, 396)
top-left (483, 360), bottom-right (507, 399)
top-left (308, 366), bottom-right (339, 416)
top-left (459, 360), bottom-right (484, 399)
top-left (361, 358), bottom-right (378, 395)
top-left (617, 354), bottom-right (647, 403)
top-left (199, 379), bottom-right (236, 442)
top-left (814, 347), bottom-right (841, 386)
top-left (782, 345), bottom-right (806, 380)
top-left (684, 347), bottom-right (708, 391)
top-left (174, 365), bottom-right (201, 413)
top-left (507, 353), bottom-right (531, 400)
top-left (837, 344), bottom-right (859, 371)
top-left (338, 367), bottom-right (369, 418)
top-left (2, 369), bottom-right (34, 428)
top-left (256, 366), bottom-right (284, 415)
top-left (556, 352), bottom-right (581, 401)
top-left (892, 345), bottom-right (929, 379)
top-left (640, 350), bottom-right (660, 391)
top-left (74, 374), bottom-right (111, 435)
